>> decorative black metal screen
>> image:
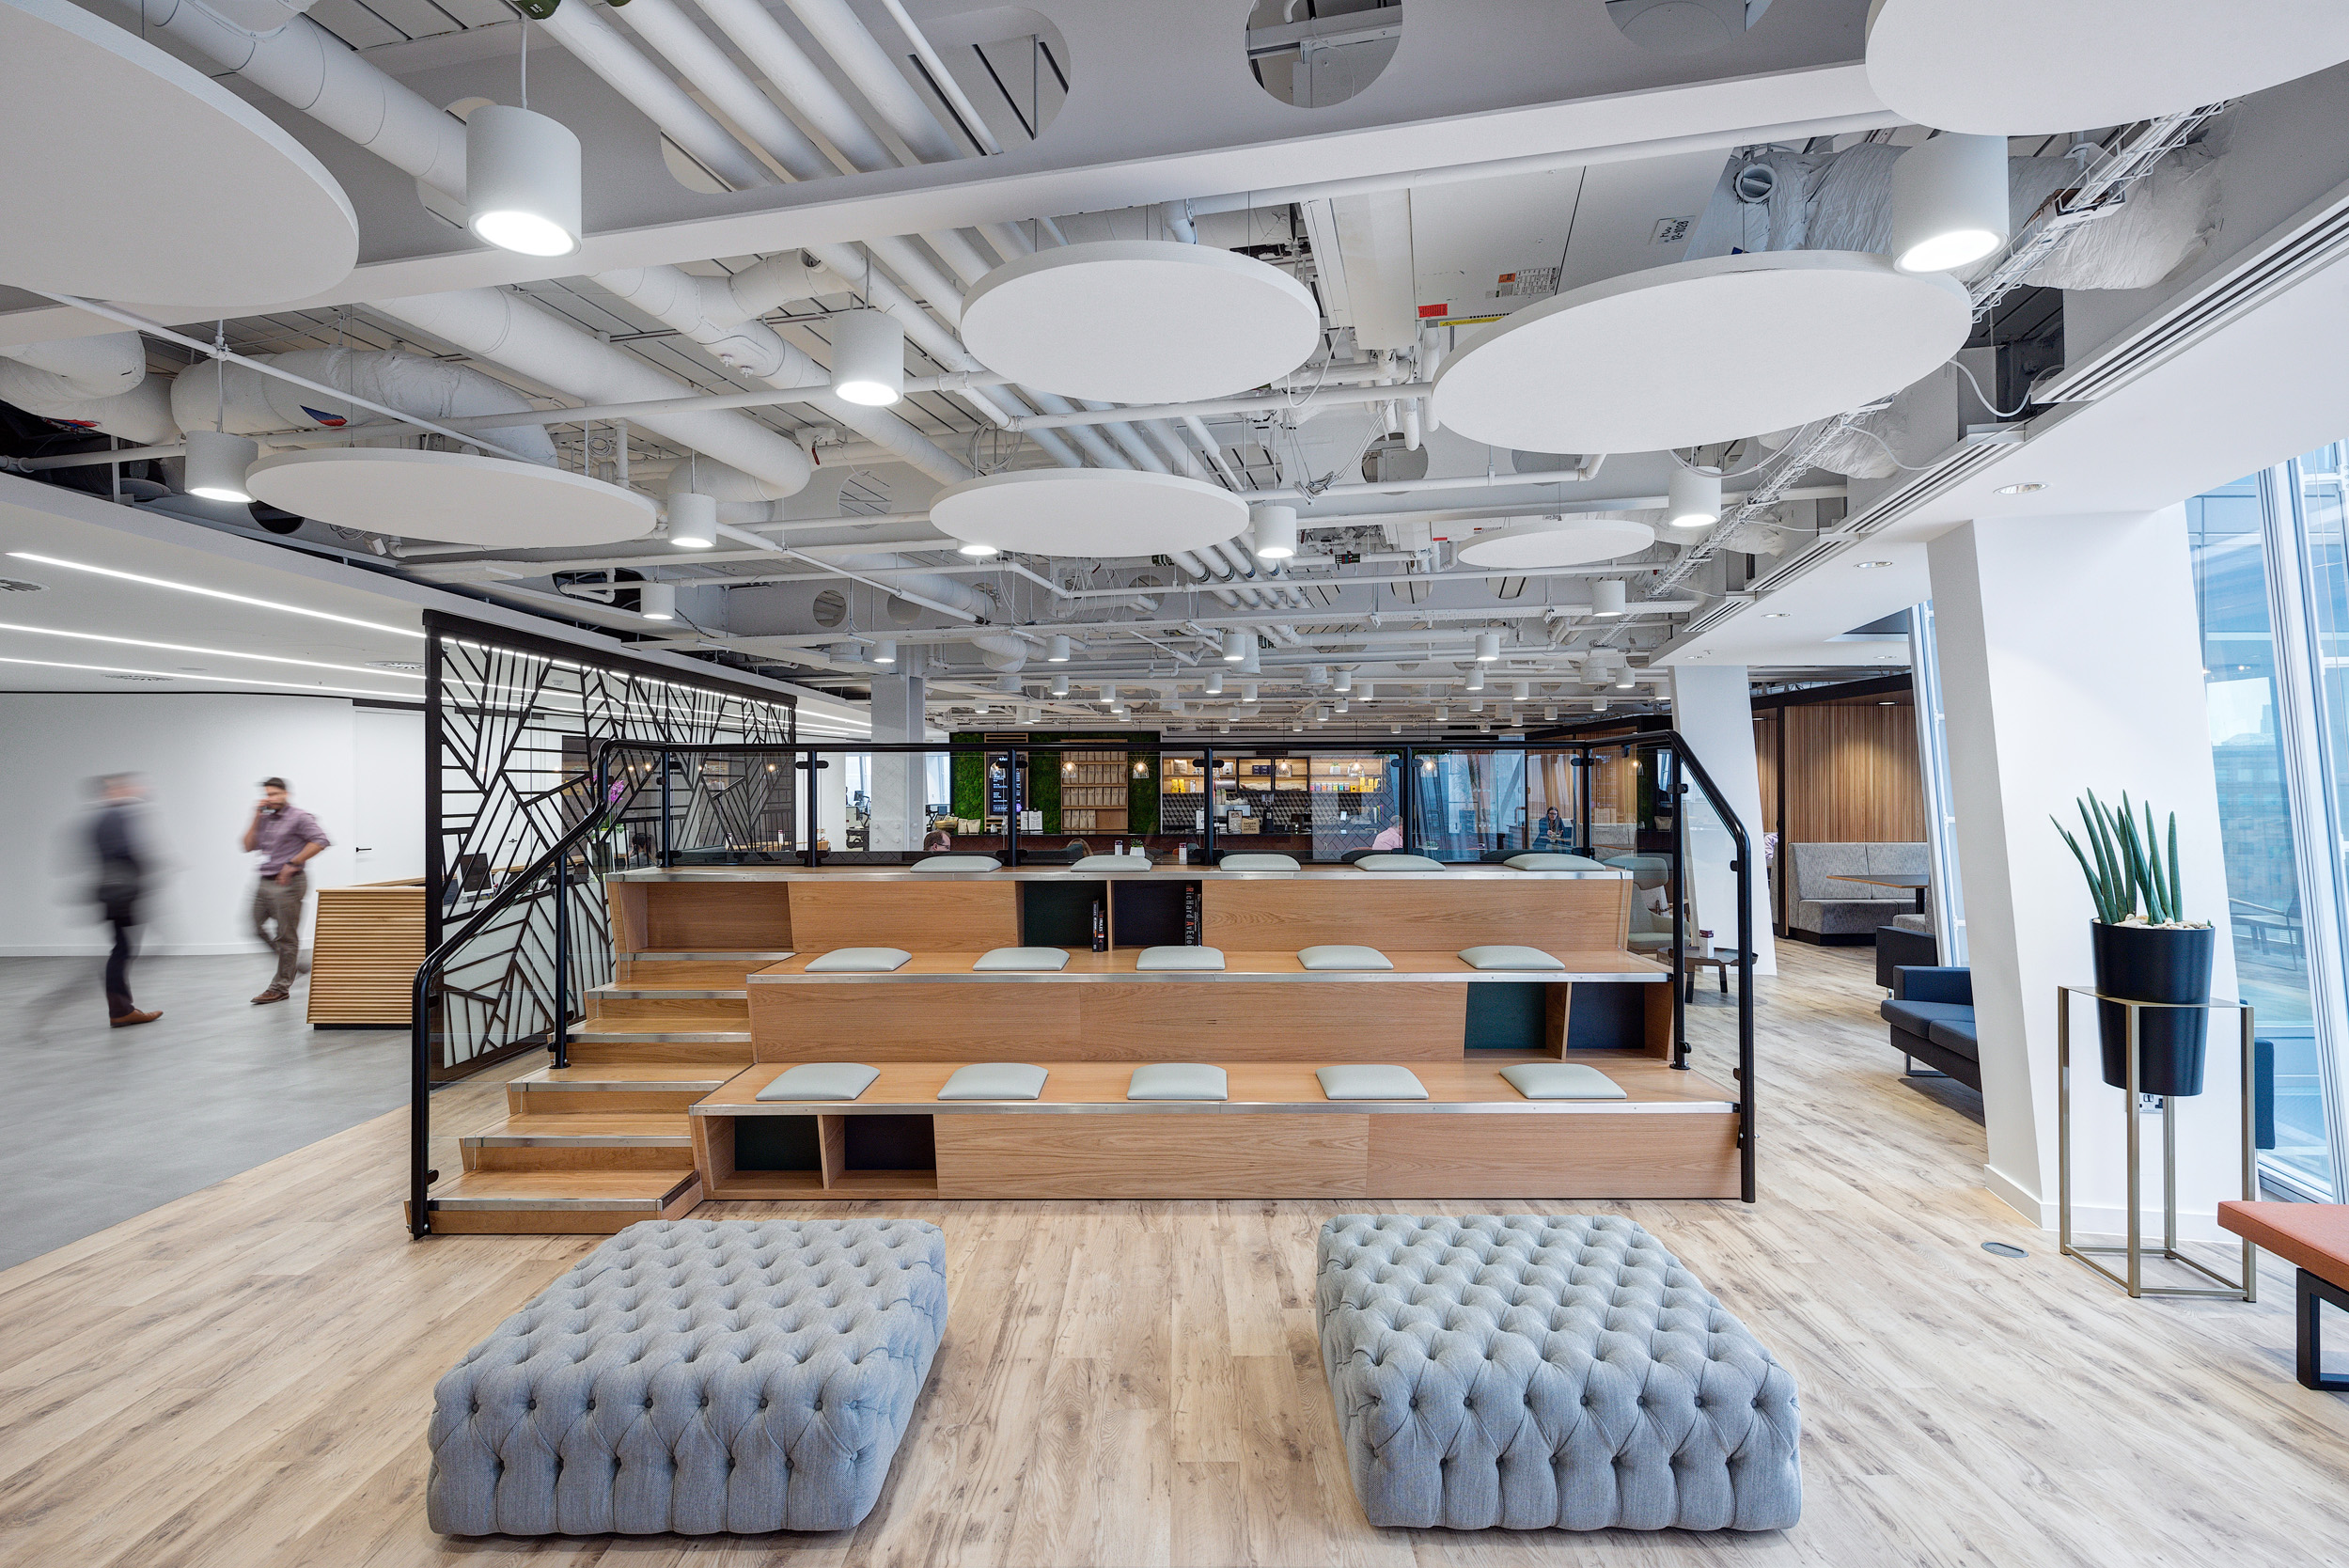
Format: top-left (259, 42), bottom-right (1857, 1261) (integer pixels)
top-left (423, 612), bottom-right (795, 1078)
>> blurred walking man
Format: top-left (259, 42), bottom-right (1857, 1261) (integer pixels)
top-left (91, 774), bottom-right (159, 1027)
top-left (243, 776), bottom-right (330, 1005)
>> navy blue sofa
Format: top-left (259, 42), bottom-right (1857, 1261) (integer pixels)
top-left (1881, 966), bottom-right (1980, 1091)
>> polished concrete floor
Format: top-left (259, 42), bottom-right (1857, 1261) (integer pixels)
top-left (0, 952), bottom-right (405, 1269)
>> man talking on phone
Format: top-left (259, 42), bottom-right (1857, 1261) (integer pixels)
top-left (243, 776), bottom-right (331, 1005)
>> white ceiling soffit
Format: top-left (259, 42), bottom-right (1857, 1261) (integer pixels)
top-left (246, 449), bottom-right (660, 549)
top-left (958, 241), bottom-right (1322, 403)
top-left (1433, 251), bottom-right (1971, 455)
top-left (929, 468), bottom-right (1249, 557)
top-left (0, 0), bottom-right (356, 306)
top-left (1866, 0), bottom-right (2349, 136)
top-left (1301, 191), bottom-right (1418, 352)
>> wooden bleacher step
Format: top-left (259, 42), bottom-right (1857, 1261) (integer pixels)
top-left (422, 1169), bottom-right (702, 1235)
top-left (461, 1112), bottom-right (694, 1171)
top-left (617, 950), bottom-right (794, 984)
top-left (507, 1063), bottom-right (742, 1115)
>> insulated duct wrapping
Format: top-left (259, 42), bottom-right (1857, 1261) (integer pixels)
top-left (168, 348), bottom-right (558, 463)
top-left (1794, 412), bottom-right (1901, 478)
top-left (1684, 143), bottom-right (2216, 290)
top-left (0, 333), bottom-right (177, 443)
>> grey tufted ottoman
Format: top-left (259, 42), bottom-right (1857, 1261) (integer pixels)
top-left (428, 1217), bottom-right (947, 1536)
top-left (1316, 1215), bottom-right (1800, 1532)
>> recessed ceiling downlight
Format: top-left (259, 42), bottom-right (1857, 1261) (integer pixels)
top-left (929, 468), bottom-right (1249, 557)
top-left (958, 241), bottom-right (1322, 403)
top-left (1996, 481), bottom-right (2047, 495)
top-left (1431, 251), bottom-right (1971, 455)
top-left (0, 0), bottom-right (357, 305)
top-left (1865, 0), bottom-right (2349, 137)
top-left (245, 448), bottom-right (656, 548)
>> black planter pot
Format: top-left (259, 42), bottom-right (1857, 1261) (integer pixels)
top-left (2092, 922), bottom-right (2215, 1097)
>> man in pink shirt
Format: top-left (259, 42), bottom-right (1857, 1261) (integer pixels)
top-left (1370, 813), bottom-right (1405, 852)
top-left (243, 776), bottom-right (332, 1005)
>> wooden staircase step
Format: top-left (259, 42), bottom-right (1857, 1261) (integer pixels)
top-left (420, 1169), bottom-right (701, 1234)
top-left (570, 1018), bottom-right (753, 1043)
top-left (563, 1038), bottom-right (754, 1067)
top-left (507, 1063), bottom-right (743, 1115)
top-left (585, 989), bottom-right (750, 1023)
top-left (590, 984), bottom-right (749, 1001)
top-left (618, 952), bottom-right (793, 984)
top-left (462, 1113), bottom-right (695, 1171)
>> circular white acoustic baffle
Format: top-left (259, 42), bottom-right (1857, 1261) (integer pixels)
top-left (929, 468), bottom-right (1249, 557)
top-left (1453, 515), bottom-right (1657, 570)
top-left (958, 241), bottom-right (1322, 404)
top-left (0, 0), bottom-right (357, 305)
top-left (245, 449), bottom-right (658, 549)
top-left (1432, 251), bottom-right (1969, 456)
top-left (1866, 0), bottom-right (2349, 136)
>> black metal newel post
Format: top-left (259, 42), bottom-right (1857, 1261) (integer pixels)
top-left (1201, 746), bottom-right (1217, 863)
top-left (1669, 751), bottom-right (1688, 1070)
top-left (553, 847), bottom-right (571, 1070)
top-left (659, 749), bottom-right (674, 867)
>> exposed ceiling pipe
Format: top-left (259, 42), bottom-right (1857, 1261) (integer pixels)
top-left (170, 347), bottom-right (559, 464)
top-left (370, 287), bottom-right (814, 495)
top-left (126, 0), bottom-right (465, 197)
top-left (1010, 382), bottom-right (1434, 431)
top-left (779, 0), bottom-right (959, 164)
top-left (534, 1), bottom-right (770, 193)
top-left (970, 632), bottom-right (1028, 672)
top-left (607, 0), bottom-right (830, 180)
top-left (0, 334), bottom-right (174, 444)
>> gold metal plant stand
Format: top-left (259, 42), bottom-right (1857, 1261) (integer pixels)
top-left (2056, 986), bottom-right (2256, 1301)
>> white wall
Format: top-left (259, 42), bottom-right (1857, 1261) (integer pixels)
top-left (1669, 664), bottom-right (1778, 976)
top-left (0, 694), bottom-right (421, 956)
top-left (1929, 509), bottom-right (2241, 1239)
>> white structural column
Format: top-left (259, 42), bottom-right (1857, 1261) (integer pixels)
top-left (1929, 509), bottom-right (2242, 1237)
top-left (868, 667), bottom-right (927, 852)
top-left (1668, 663), bottom-right (1777, 977)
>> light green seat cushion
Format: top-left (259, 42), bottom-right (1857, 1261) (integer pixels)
top-left (805, 947), bottom-right (912, 973)
top-left (1127, 1063), bottom-right (1229, 1101)
top-left (1217, 853), bottom-right (1300, 870)
top-left (936, 1062), bottom-right (1049, 1101)
top-left (972, 947), bottom-right (1070, 971)
top-left (1297, 944), bottom-right (1393, 972)
top-left (1071, 854), bottom-right (1151, 872)
top-left (1315, 1064), bottom-right (1429, 1101)
top-left (1353, 853), bottom-right (1447, 871)
top-left (1458, 945), bottom-right (1567, 972)
top-left (1504, 853), bottom-right (1609, 871)
top-left (755, 1062), bottom-right (879, 1102)
top-left (910, 855), bottom-right (999, 871)
top-left (1499, 1062), bottom-right (1628, 1101)
top-left (1135, 945), bottom-right (1225, 971)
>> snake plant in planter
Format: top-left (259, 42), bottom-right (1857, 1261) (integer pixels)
top-left (2053, 791), bottom-right (2216, 1096)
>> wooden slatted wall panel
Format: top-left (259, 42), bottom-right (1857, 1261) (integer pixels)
top-left (1782, 702), bottom-right (1926, 844)
top-left (306, 886), bottom-right (427, 1026)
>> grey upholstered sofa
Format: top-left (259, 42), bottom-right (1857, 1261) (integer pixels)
top-left (1786, 842), bottom-right (1926, 944)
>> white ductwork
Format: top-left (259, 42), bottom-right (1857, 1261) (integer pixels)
top-left (659, 458), bottom-right (799, 522)
top-left (169, 347), bottom-right (558, 464)
top-left (0, 333), bottom-right (178, 444)
top-left (834, 554), bottom-right (986, 617)
top-left (970, 632), bottom-right (1028, 672)
top-left (129, 0), bottom-right (466, 197)
top-left (591, 262), bottom-right (970, 484)
top-left (534, 0), bottom-right (769, 193)
top-left (780, 0), bottom-right (958, 165)
top-left (372, 287), bottom-right (814, 497)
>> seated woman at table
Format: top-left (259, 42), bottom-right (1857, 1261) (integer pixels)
top-left (1535, 808), bottom-right (1569, 847)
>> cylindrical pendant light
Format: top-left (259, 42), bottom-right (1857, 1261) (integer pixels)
top-left (1333, 668), bottom-right (1353, 693)
top-left (1205, 669), bottom-right (1224, 695)
top-left (666, 490), bottom-right (717, 548)
top-left (1667, 466), bottom-right (1722, 531)
top-left (1358, 682), bottom-right (1374, 704)
top-left (1593, 698), bottom-right (1610, 713)
top-left (1474, 631), bottom-right (1502, 663)
top-left (1511, 680), bottom-right (1531, 702)
top-left (1889, 132), bottom-right (2010, 274)
top-left (1592, 578), bottom-right (1628, 618)
top-left (1334, 699), bottom-right (1349, 714)
top-left (639, 582), bottom-right (677, 620)
top-left (1433, 704), bottom-right (1450, 723)
top-left (184, 428), bottom-right (258, 502)
top-left (1464, 666), bottom-right (1486, 692)
top-left (1050, 672), bottom-right (1070, 697)
top-left (830, 309), bottom-right (905, 405)
top-left (870, 639), bottom-right (896, 666)
top-left (1241, 681), bottom-right (1259, 702)
top-left (1615, 667), bottom-right (1636, 689)
top-left (466, 104), bottom-right (582, 258)
top-left (1221, 628), bottom-right (1249, 663)
top-left (1250, 503), bottom-right (1298, 560)
top-left (1046, 634), bottom-right (1071, 663)
top-left (1100, 682), bottom-right (1118, 706)
top-left (1543, 704), bottom-right (1558, 721)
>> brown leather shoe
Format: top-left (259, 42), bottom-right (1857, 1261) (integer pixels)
top-left (251, 988), bottom-right (290, 1005)
top-left (110, 1009), bottom-right (161, 1027)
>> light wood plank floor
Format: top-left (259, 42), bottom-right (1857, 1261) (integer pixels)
top-left (7, 944), bottom-right (2349, 1566)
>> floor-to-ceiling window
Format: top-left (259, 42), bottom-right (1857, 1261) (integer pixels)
top-left (2188, 463), bottom-right (2337, 1198)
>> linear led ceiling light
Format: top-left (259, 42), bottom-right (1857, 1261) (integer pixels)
top-left (638, 582), bottom-right (677, 620)
top-left (1592, 579), bottom-right (1628, 618)
top-left (1046, 634), bottom-right (1072, 662)
top-left (1474, 631), bottom-right (1501, 663)
top-left (1221, 628), bottom-right (1250, 663)
top-left (830, 310), bottom-right (905, 406)
top-left (466, 104), bottom-right (581, 258)
top-left (666, 491), bottom-right (717, 548)
top-left (7, 551), bottom-right (422, 637)
top-left (1889, 133), bottom-right (2010, 274)
top-left (1667, 466), bottom-right (1722, 531)
top-left (184, 427), bottom-right (258, 503)
top-left (0, 620), bottom-right (423, 679)
top-left (1250, 503), bottom-right (1298, 560)
top-left (0, 653), bottom-right (413, 699)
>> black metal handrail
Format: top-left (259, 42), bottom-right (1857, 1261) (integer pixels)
top-left (409, 730), bottom-right (1760, 1235)
top-left (409, 781), bottom-right (616, 1239)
